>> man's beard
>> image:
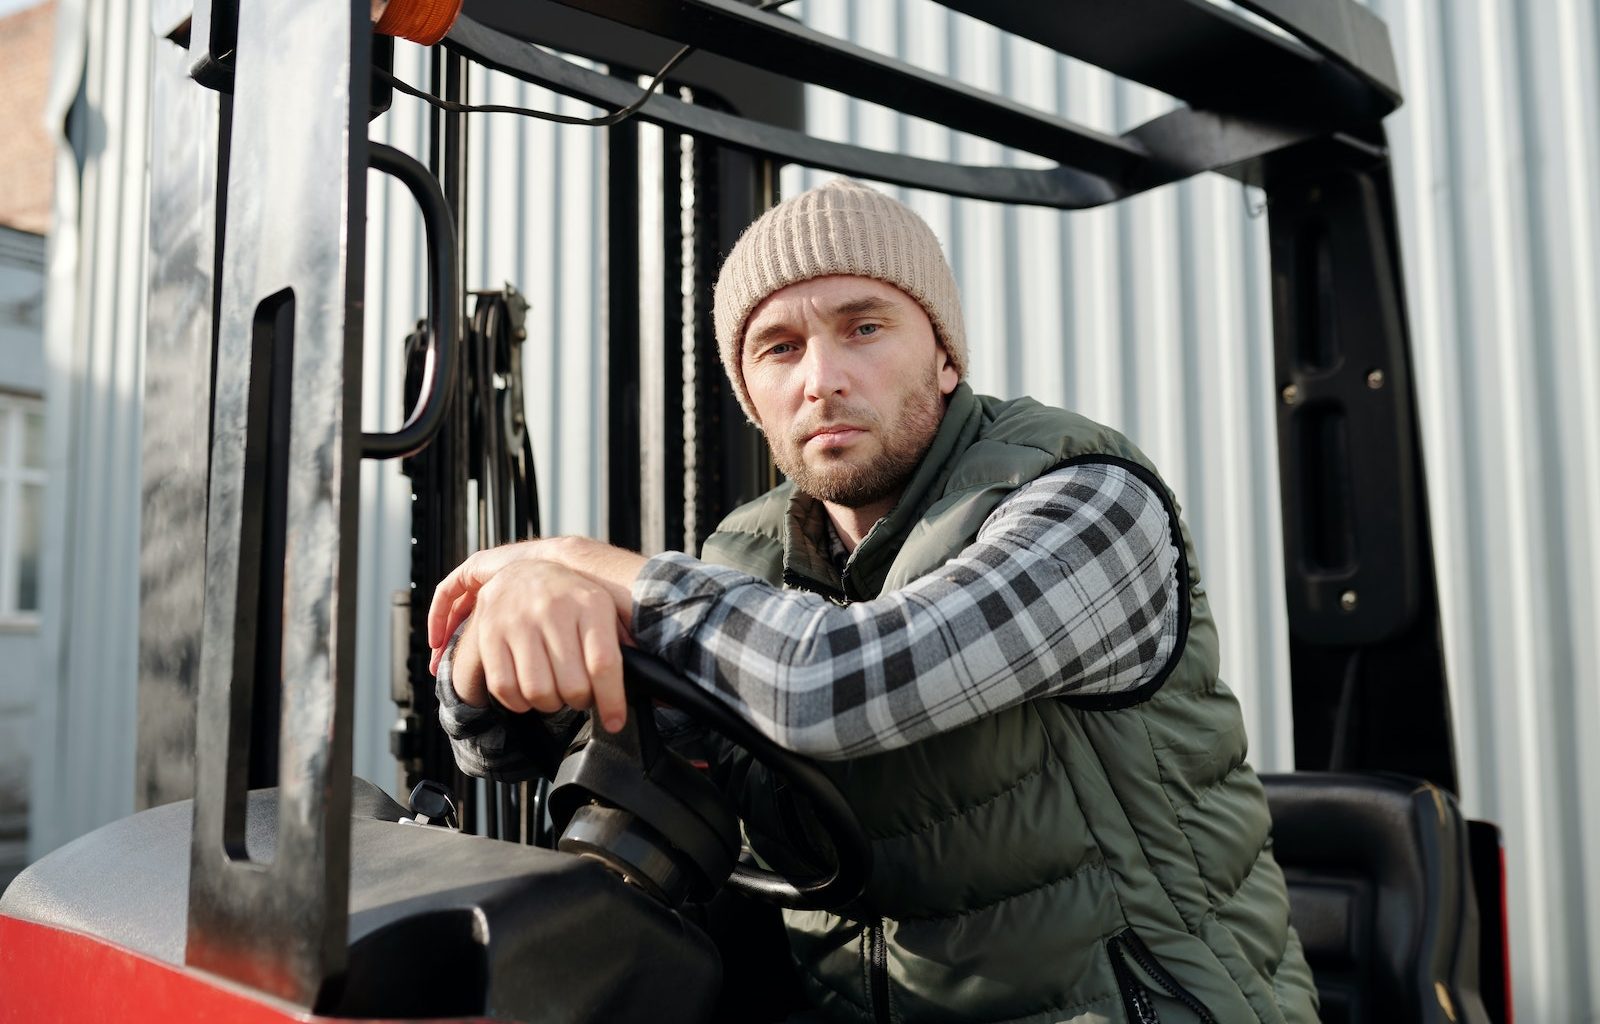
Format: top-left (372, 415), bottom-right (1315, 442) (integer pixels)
top-left (769, 364), bottom-right (945, 509)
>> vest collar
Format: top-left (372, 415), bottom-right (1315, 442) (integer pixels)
top-left (781, 382), bottom-right (984, 601)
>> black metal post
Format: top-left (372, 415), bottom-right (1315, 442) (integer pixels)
top-left (1264, 148), bottom-right (1459, 793)
top-left (609, 101), bottom-right (643, 551)
top-left (709, 146), bottom-right (779, 527)
top-left (660, 126), bottom-right (686, 552)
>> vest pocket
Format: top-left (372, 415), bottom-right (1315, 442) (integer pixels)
top-left (1108, 931), bottom-right (1217, 1024)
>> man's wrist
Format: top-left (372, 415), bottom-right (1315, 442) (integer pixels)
top-left (534, 536), bottom-right (647, 625)
top-left (535, 535), bottom-right (605, 568)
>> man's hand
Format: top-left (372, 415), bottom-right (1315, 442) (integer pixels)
top-left (430, 537), bottom-right (650, 733)
top-left (450, 559), bottom-right (630, 732)
top-left (428, 539), bottom-right (544, 667)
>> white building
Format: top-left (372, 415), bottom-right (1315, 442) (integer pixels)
top-left (0, 225), bottom-right (47, 891)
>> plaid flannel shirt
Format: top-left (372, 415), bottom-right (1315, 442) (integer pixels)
top-left (438, 461), bottom-right (1180, 767)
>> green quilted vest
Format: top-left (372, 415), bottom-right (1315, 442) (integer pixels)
top-left (701, 384), bottom-right (1319, 1024)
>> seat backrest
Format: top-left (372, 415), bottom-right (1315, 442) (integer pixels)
top-left (1262, 772), bottom-right (1491, 1024)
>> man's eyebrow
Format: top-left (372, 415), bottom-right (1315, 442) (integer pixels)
top-left (747, 320), bottom-right (795, 350)
top-left (827, 295), bottom-right (901, 320)
top-left (745, 294), bottom-right (903, 350)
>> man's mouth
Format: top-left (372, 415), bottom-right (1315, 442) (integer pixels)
top-left (803, 425), bottom-right (867, 447)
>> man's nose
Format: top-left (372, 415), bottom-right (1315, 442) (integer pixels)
top-left (802, 340), bottom-right (849, 400)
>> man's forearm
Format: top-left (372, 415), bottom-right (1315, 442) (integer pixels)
top-left (630, 463), bottom-right (1182, 760)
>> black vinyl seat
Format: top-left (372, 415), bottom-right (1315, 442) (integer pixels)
top-left (1262, 771), bottom-right (1492, 1024)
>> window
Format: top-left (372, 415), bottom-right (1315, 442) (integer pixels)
top-left (0, 393), bottom-right (44, 627)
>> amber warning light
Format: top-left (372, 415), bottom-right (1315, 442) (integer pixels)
top-left (372, 0), bottom-right (463, 46)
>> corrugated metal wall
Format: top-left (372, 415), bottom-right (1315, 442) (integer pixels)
top-left (1370, 3), bottom-right (1600, 1018)
top-left (31, 0), bottom-right (148, 855)
top-left (35, 2), bottom-right (1600, 1019)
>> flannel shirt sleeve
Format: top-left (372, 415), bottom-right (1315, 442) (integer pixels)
top-left (631, 461), bottom-right (1182, 761)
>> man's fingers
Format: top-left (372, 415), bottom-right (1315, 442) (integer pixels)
top-left (428, 550), bottom-right (502, 648)
top-left (546, 618), bottom-right (594, 713)
top-left (478, 631), bottom-right (528, 713)
top-left (443, 616), bottom-right (489, 707)
top-left (427, 560), bottom-right (472, 650)
top-left (440, 556), bottom-right (629, 727)
top-left (510, 632), bottom-right (562, 714)
top-left (442, 592), bottom-right (476, 652)
top-left (428, 541), bottom-right (547, 650)
top-left (582, 605), bottom-right (627, 733)
top-left (429, 590), bottom-right (476, 677)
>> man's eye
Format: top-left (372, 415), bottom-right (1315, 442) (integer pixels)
top-left (855, 323), bottom-right (880, 337)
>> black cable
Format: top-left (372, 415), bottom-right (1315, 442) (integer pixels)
top-left (376, 0), bottom-right (797, 129)
top-left (376, 48), bottom-right (691, 127)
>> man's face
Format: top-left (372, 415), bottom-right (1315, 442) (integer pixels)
top-left (740, 275), bottom-right (959, 508)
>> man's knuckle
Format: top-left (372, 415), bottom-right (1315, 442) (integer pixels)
top-left (562, 685), bottom-right (594, 710)
top-left (485, 671), bottom-right (512, 702)
top-left (522, 671), bottom-right (554, 702)
top-left (528, 684), bottom-right (563, 713)
top-left (553, 669), bottom-right (586, 698)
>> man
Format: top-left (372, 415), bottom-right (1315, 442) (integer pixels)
top-left (430, 178), bottom-right (1318, 1023)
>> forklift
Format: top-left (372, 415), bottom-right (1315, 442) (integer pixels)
top-left (0, 1), bottom-right (1513, 1021)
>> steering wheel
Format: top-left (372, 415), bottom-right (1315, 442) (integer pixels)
top-left (545, 648), bottom-right (871, 914)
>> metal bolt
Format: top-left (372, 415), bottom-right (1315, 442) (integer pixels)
top-left (1339, 590), bottom-right (1359, 612)
top-left (1366, 369), bottom-right (1386, 390)
top-left (1281, 384), bottom-right (1300, 406)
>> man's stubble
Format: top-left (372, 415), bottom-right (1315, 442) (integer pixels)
top-left (769, 362), bottom-right (945, 509)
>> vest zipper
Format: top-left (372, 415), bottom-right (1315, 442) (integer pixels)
top-left (867, 917), bottom-right (891, 1024)
top-left (1108, 936), bottom-right (1162, 1024)
top-left (1110, 931), bottom-right (1217, 1024)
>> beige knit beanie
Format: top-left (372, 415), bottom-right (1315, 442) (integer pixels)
top-left (713, 177), bottom-right (967, 423)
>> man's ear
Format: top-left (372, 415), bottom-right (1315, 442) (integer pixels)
top-left (935, 345), bottom-right (959, 396)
